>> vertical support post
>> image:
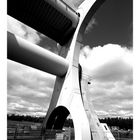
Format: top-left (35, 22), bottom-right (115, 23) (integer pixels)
top-left (69, 127), bottom-right (71, 140)
top-left (14, 127), bottom-right (17, 140)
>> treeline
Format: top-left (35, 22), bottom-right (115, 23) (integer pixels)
top-left (7, 114), bottom-right (133, 130)
top-left (99, 117), bottom-right (133, 130)
top-left (7, 114), bottom-right (44, 123)
top-left (7, 114), bottom-right (74, 127)
top-left (64, 118), bottom-right (74, 128)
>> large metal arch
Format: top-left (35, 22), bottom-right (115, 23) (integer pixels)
top-left (45, 106), bottom-right (70, 130)
top-left (7, 0), bottom-right (116, 140)
top-left (41, 1), bottom-right (107, 140)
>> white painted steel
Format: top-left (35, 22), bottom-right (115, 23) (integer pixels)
top-left (81, 76), bottom-right (116, 140)
top-left (7, 0), bottom-right (115, 140)
top-left (42, 0), bottom-right (115, 140)
top-left (7, 31), bottom-right (69, 76)
top-left (44, 0), bottom-right (79, 28)
top-left (42, 0), bottom-right (105, 140)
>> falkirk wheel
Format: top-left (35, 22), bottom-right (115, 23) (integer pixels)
top-left (7, 0), bottom-right (115, 140)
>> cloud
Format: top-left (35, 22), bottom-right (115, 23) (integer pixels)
top-left (85, 17), bottom-right (97, 34)
top-left (7, 44), bottom-right (133, 118)
top-left (80, 44), bottom-right (132, 75)
top-left (80, 44), bottom-right (133, 118)
top-left (7, 60), bottom-right (55, 116)
top-left (7, 15), bottom-right (60, 116)
top-left (7, 15), bottom-right (60, 54)
top-left (7, 16), bottom-right (41, 44)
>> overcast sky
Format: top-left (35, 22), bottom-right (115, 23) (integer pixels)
top-left (7, 0), bottom-right (133, 118)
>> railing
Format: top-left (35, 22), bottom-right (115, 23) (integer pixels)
top-left (111, 130), bottom-right (133, 140)
top-left (7, 127), bottom-right (74, 140)
top-left (8, 127), bottom-right (133, 140)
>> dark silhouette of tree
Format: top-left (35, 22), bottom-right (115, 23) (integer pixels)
top-left (7, 114), bottom-right (44, 123)
top-left (64, 118), bottom-right (74, 128)
top-left (7, 114), bottom-right (133, 130)
top-left (99, 117), bottom-right (133, 130)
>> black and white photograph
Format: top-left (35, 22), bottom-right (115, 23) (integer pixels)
top-left (1, 0), bottom-right (135, 140)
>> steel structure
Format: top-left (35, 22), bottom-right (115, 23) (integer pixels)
top-left (7, 0), bottom-right (115, 140)
top-left (7, 0), bottom-right (79, 46)
top-left (8, 32), bottom-right (68, 76)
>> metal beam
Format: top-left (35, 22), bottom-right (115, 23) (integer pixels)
top-left (44, 0), bottom-right (79, 27)
top-left (7, 32), bottom-right (69, 77)
top-left (7, 0), bottom-right (79, 46)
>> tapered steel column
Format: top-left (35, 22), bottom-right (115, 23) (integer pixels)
top-left (42, 0), bottom-right (107, 140)
top-left (7, 32), bottom-right (69, 76)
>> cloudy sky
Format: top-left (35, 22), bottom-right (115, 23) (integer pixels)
top-left (7, 0), bottom-right (133, 118)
